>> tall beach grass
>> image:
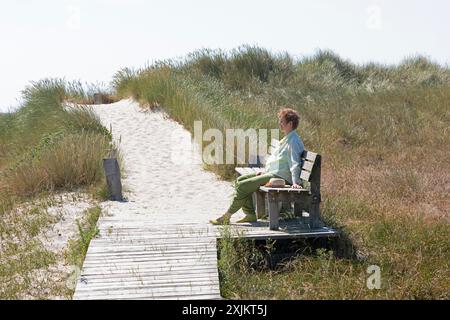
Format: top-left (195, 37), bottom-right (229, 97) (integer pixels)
top-left (112, 45), bottom-right (450, 299)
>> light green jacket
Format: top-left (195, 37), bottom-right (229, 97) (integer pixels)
top-left (264, 130), bottom-right (304, 185)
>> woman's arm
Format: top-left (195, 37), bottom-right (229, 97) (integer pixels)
top-left (287, 140), bottom-right (303, 187)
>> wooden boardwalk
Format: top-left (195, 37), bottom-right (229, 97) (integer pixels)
top-left (73, 216), bottom-right (337, 300)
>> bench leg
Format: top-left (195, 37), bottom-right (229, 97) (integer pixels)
top-left (293, 201), bottom-right (303, 217)
top-left (294, 197), bottom-right (310, 226)
top-left (281, 202), bottom-right (291, 214)
top-left (310, 196), bottom-right (320, 228)
top-left (255, 191), bottom-right (266, 219)
top-left (268, 196), bottom-right (280, 230)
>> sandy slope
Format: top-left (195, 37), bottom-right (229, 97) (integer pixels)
top-left (91, 99), bottom-right (245, 223)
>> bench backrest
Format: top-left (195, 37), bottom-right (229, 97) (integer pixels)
top-left (249, 139), bottom-right (321, 185)
top-left (300, 150), bottom-right (320, 183)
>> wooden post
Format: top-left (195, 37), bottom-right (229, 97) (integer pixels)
top-left (309, 155), bottom-right (321, 228)
top-left (103, 158), bottom-right (123, 201)
top-left (94, 93), bottom-right (103, 105)
top-left (268, 194), bottom-right (280, 230)
top-left (256, 191), bottom-right (266, 219)
top-left (293, 202), bottom-right (303, 216)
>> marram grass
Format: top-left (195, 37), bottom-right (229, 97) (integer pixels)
top-left (112, 46), bottom-right (450, 299)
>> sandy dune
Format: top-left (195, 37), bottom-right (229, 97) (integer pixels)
top-left (91, 99), bottom-right (245, 224)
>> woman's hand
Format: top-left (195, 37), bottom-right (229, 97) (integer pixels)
top-left (292, 183), bottom-right (302, 189)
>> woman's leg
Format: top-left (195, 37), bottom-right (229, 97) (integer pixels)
top-left (241, 195), bottom-right (256, 215)
top-left (235, 172), bottom-right (261, 216)
top-left (210, 172), bottom-right (272, 225)
top-left (236, 172), bottom-right (256, 183)
top-left (227, 173), bottom-right (274, 215)
top-left (233, 172), bottom-right (258, 214)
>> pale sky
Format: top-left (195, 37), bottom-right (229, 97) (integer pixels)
top-left (1, 0), bottom-right (449, 112)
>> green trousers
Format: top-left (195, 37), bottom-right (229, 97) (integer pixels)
top-left (227, 172), bottom-right (275, 215)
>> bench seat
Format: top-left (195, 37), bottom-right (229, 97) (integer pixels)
top-left (235, 148), bottom-right (322, 230)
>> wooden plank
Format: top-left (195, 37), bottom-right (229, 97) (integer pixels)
top-left (259, 186), bottom-right (307, 193)
top-left (75, 288), bottom-right (221, 300)
top-left (75, 291), bottom-right (221, 301)
top-left (95, 229), bottom-right (216, 234)
top-left (84, 252), bottom-right (216, 262)
top-left (76, 286), bottom-right (221, 297)
top-left (82, 259), bottom-right (218, 269)
top-left (82, 258), bottom-right (217, 268)
top-left (85, 251), bottom-right (216, 259)
top-left (84, 248), bottom-right (215, 256)
top-left (93, 233), bottom-right (218, 239)
top-left (302, 150), bottom-right (317, 162)
top-left (78, 280), bottom-right (219, 290)
top-left (80, 274), bottom-right (219, 285)
top-left (75, 291), bottom-right (221, 300)
top-left (90, 242), bottom-right (216, 248)
top-left (97, 222), bottom-right (218, 228)
top-left (77, 279), bottom-right (220, 290)
top-left (95, 230), bottom-right (215, 235)
top-left (300, 170), bottom-right (311, 181)
top-left (78, 275), bottom-right (220, 285)
top-left (78, 269), bottom-right (220, 280)
top-left (95, 233), bottom-right (218, 240)
top-left (85, 250), bottom-right (216, 257)
top-left (80, 265), bottom-right (218, 276)
top-left (80, 268), bottom-right (218, 277)
top-left (74, 292), bottom-right (221, 300)
top-left (76, 280), bottom-right (220, 292)
top-left (86, 245), bottom-right (216, 254)
top-left (77, 289), bottom-right (221, 299)
top-left (81, 266), bottom-right (218, 275)
top-left (83, 252), bottom-right (216, 260)
top-left (90, 239), bottom-right (217, 247)
top-left (302, 160), bottom-right (314, 172)
top-left (76, 282), bottom-right (220, 293)
top-left (227, 230), bottom-right (339, 240)
top-left (92, 238), bottom-right (216, 244)
top-left (83, 274), bottom-right (221, 286)
top-left (119, 295), bottom-right (221, 300)
top-left (76, 279), bottom-right (220, 291)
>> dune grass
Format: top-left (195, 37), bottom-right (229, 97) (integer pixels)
top-left (112, 45), bottom-right (450, 299)
top-left (0, 79), bottom-right (116, 299)
top-left (65, 205), bottom-right (101, 267)
top-left (0, 79), bottom-right (116, 199)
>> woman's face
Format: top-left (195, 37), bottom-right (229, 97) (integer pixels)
top-left (279, 117), bottom-right (293, 134)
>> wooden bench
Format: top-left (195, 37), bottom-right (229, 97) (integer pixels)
top-left (235, 143), bottom-right (323, 231)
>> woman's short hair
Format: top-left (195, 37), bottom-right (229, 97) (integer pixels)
top-left (278, 108), bottom-right (300, 129)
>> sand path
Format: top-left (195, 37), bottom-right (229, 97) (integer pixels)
top-left (91, 99), bottom-right (245, 224)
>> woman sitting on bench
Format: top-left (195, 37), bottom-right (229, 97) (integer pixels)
top-left (210, 108), bottom-right (304, 225)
